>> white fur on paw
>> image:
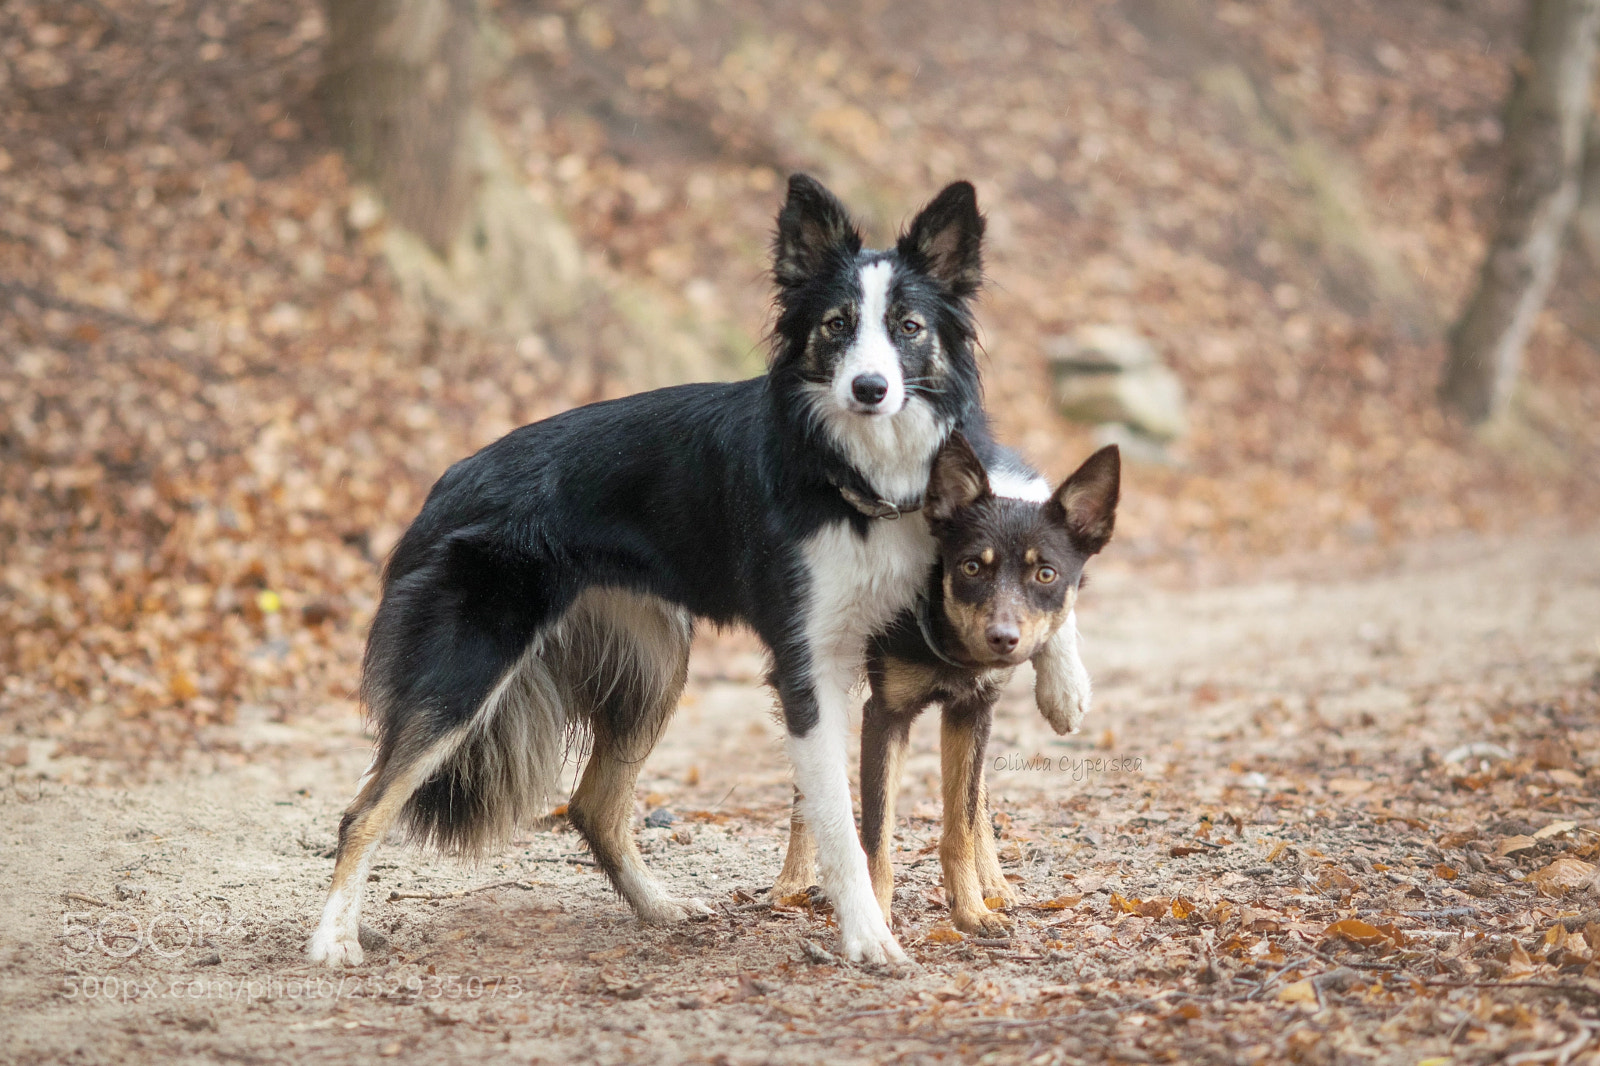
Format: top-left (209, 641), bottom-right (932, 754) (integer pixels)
top-left (838, 909), bottom-right (908, 965)
top-left (1037, 675), bottom-right (1090, 735)
top-left (1034, 635), bottom-right (1092, 735)
top-left (307, 926), bottom-right (363, 968)
top-left (639, 896), bottom-right (714, 924)
top-left (841, 927), bottom-right (908, 966)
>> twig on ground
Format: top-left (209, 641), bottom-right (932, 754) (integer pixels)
top-left (839, 1007), bottom-right (915, 1022)
top-left (1504, 1025), bottom-right (1595, 1066)
top-left (387, 879), bottom-right (537, 902)
top-left (1420, 979), bottom-right (1599, 994)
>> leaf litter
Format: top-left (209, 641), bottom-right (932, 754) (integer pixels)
top-left (3, 0), bottom-right (1600, 1063)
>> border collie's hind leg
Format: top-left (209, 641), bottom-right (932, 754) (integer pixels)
top-left (569, 716), bottom-right (713, 923)
top-left (564, 592), bottom-right (708, 924)
top-left (309, 728), bottom-right (467, 966)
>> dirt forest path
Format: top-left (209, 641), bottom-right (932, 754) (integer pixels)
top-left (2, 529), bottom-right (1598, 1065)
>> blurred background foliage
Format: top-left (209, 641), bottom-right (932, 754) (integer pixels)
top-left (1, 0), bottom-right (1597, 764)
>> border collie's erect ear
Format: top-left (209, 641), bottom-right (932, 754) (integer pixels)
top-left (773, 174), bottom-right (862, 290)
top-left (897, 181), bottom-right (985, 297)
top-left (924, 432), bottom-right (990, 522)
top-left (1049, 445), bottom-right (1120, 555)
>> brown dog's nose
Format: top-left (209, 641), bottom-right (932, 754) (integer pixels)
top-left (986, 623), bottom-right (1020, 656)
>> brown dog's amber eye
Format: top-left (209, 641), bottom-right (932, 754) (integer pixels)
top-left (1036, 566), bottom-right (1057, 584)
top-left (960, 559), bottom-right (981, 577)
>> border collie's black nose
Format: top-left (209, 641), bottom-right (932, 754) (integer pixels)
top-left (851, 373), bottom-right (889, 406)
top-left (986, 624), bottom-right (1020, 656)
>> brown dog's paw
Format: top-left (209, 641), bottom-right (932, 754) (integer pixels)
top-left (978, 884), bottom-right (1018, 911)
top-left (950, 904), bottom-right (1013, 938)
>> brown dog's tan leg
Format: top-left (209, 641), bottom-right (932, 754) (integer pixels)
top-left (859, 695), bottom-right (914, 924)
top-left (772, 786), bottom-right (818, 898)
top-left (972, 773), bottom-right (1016, 905)
top-left (940, 699), bottom-right (1009, 936)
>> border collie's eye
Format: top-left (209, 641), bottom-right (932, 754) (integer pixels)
top-left (960, 559), bottom-right (982, 577)
top-left (825, 316), bottom-right (849, 334)
top-left (1036, 566), bottom-right (1058, 585)
top-left (900, 319), bottom-right (922, 336)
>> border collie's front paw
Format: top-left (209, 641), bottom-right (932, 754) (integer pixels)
top-left (838, 910), bottom-right (908, 965)
top-left (308, 924), bottom-right (364, 968)
top-left (1033, 628), bottom-right (1091, 735)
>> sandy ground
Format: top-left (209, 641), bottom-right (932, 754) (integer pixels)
top-left (2, 529), bottom-right (1598, 1065)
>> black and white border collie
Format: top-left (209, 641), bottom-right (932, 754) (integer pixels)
top-left (309, 175), bottom-right (1089, 968)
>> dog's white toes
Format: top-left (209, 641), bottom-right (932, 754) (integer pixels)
top-left (1040, 691), bottom-right (1090, 736)
top-left (639, 896), bottom-right (714, 924)
top-left (841, 929), bottom-right (908, 966)
top-left (679, 897), bottom-right (715, 919)
top-left (307, 927), bottom-right (364, 968)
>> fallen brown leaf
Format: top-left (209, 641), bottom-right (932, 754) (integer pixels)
top-left (1035, 895), bottom-right (1082, 911)
top-left (1497, 835), bottom-right (1538, 857)
top-left (1525, 857), bottom-right (1597, 897)
top-left (1277, 978), bottom-right (1316, 1003)
top-left (1323, 919), bottom-right (1405, 948)
top-left (1532, 820), bottom-right (1577, 841)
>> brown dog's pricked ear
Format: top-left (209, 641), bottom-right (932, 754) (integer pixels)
top-left (773, 174), bottom-right (862, 291)
top-left (896, 181), bottom-right (985, 297)
top-left (1050, 445), bottom-right (1120, 555)
top-left (924, 432), bottom-right (990, 522)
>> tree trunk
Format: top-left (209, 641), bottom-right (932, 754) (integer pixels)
top-left (1440, 0), bottom-right (1600, 423)
top-left (1577, 109), bottom-right (1600, 267)
top-left (317, 0), bottom-right (584, 337)
top-left (320, 0), bottom-right (478, 254)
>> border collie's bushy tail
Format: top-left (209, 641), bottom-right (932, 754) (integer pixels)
top-left (360, 587), bottom-right (693, 858)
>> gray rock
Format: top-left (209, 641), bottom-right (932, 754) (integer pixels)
top-left (1093, 422), bottom-right (1181, 467)
top-left (1045, 324), bottom-right (1159, 371)
top-left (1048, 325), bottom-right (1188, 444)
top-left (357, 923), bottom-right (389, 955)
top-left (644, 808), bottom-right (677, 828)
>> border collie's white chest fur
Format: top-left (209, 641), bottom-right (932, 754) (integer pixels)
top-left (800, 515), bottom-right (934, 681)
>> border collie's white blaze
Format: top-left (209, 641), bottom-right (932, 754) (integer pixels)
top-left (834, 261), bottom-right (906, 416)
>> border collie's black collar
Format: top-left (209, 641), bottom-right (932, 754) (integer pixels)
top-left (831, 479), bottom-right (922, 521)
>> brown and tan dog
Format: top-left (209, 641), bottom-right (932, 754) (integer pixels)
top-left (773, 433), bottom-right (1119, 935)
